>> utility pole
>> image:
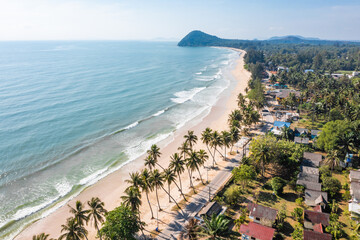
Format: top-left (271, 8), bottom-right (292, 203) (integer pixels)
top-left (208, 186), bottom-right (211, 201)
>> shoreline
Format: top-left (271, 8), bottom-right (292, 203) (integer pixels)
top-left (15, 48), bottom-right (250, 240)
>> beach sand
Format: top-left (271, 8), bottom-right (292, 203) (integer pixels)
top-left (15, 48), bottom-right (250, 240)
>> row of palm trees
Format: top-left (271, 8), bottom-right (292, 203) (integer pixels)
top-left (33, 197), bottom-right (107, 240)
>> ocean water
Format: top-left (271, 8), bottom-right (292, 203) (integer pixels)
top-left (0, 41), bottom-right (238, 238)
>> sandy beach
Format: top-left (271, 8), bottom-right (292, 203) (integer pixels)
top-left (15, 48), bottom-right (250, 240)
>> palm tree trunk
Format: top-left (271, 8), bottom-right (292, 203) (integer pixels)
top-left (189, 170), bottom-right (196, 193)
top-left (224, 146), bottom-right (227, 160)
top-left (145, 191), bottom-right (154, 219)
top-left (155, 187), bottom-right (162, 211)
top-left (160, 186), bottom-right (185, 215)
top-left (178, 174), bottom-right (183, 191)
top-left (206, 144), bottom-right (214, 160)
top-left (168, 183), bottom-right (171, 203)
top-left (196, 166), bottom-right (204, 185)
top-left (96, 225), bottom-right (102, 240)
top-left (156, 163), bottom-right (165, 170)
top-left (213, 148), bottom-right (217, 167)
top-left (174, 178), bottom-right (187, 202)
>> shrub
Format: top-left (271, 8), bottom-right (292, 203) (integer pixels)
top-left (291, 208), bottom-right (304, 223)
top-left (232, 164), bottom-right (256, 187)
top-left (343, 190), bottom-right (351, 201)
top-left (319, 165), bottom-right (331, 179)
top-left (295, 197), bottom-right (304, 207)
top-left (223, 184), bottom-right (242, 205)
top-left (271, 177), bottom-right (286, 195)
top-left (322, 177), bottom-right (342, 198)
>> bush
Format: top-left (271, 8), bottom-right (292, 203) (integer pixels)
top-left (232, 164), bottom-right (256, 187)
top-left (271, 177), bottom-right (286, 195)
top-left (343, 190), bottom-right (351, 201)
top-left (295, 197), bottom-right (304, 207)
top-left (224, 184), bottom-right (242, 205)
top-left (319, 165), bottom-right (331, 179)
top-left (291, 208), bottom-right (304, 223)
top-left (322, 177), bottom-right (342, 198)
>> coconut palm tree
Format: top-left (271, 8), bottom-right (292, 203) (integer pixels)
top-left (68, 201), bottom-right (90, 227)
top-left (252, 142), bottom-right (272, 177)
top-left (210, 131), bottom-right (223, 166)
top-left (121, 186), bottom-right (142, 212)
top-left (186, 150), bottom-right (204, 186)
top-left (32, 233), bottom-right (53, 240)
top-left (178, 141), bottom-right (192, 181)
top-left (184, 130), bottom-right (198, 150)
top-left (221, 131), bottom-right (231, 160)
top-left (201, 128), bottom-right (214, 160)
top-left (325, 150), bottom-right (341, 171)
top-left (163, 168), bottom-right (177, 203)
top-left (59, 217), bottom-right (88, 240)
top-left (237, 93), bottom-right (246, 108)
top-left (144, 155), bottom-right (156, 171)
top-left (228, 110), bottom-right (242, 129)
top-left (125, 171), bottom-right (142, 190)
top-left (198, 149), bottom-right (209, 169)
top-left (169, 153), bottom-right (187, 201)
top-left (140, 168), bottom-right (155, 219)
top-left (150, 169), bottom-right (164, 211)
top-left (147, 144), bottom-right (164, 170)
top-left (180, 218), bottom-right (200, 240)
top-left (229, 127), bottom-right (240, 152)
top-left (87, 197), bottom-right (107, 240)
top-left (201, 214), bottom-right (231, 240)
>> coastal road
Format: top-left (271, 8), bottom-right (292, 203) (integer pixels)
top-left (154, 145), bottom-right (249, 240)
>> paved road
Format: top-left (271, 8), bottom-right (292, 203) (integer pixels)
top-left (155, 145), bottom-right (249, 240)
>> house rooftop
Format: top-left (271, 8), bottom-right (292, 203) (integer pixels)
top-left (275, 89), bottom-right (301, 99)
top-left (305, 190), bottom-right (328, 207)
top-left (296, 180), bottom-right (322, 191)
top-left (294, 136), bottom-right (310, 144)
top-left (198, 201), bottom-right (222, 218)
top-left (273, 121), bottom-right (291, 128)
top-left (350, 170), bottom-right (360, 182)
top-left (239, 222), bottom-right (275, 240)
top-left (302, 152), bottom-right (322, 168)
top-left (297, 172), bottom-right (319, 183)
top-left (311, 129), bottom-right (321, 136)
top-left (247, 202), bottom-right (278, 222)
top-left (295, 128), bottom-right (309, 133)
top-left (350, 182), bottom-right (360, 201)
top-left (304, 210), bottom-right (330, 227)
top-left (301, 166), bottom-right (319, 175)
top-left (304, 230), bottom-right (332, 240)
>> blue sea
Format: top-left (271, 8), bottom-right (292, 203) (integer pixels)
top-left (0, 41), bottom-right (238, 238)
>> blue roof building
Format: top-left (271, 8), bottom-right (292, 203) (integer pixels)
top-left (273, 121), bottom-right (291, 128)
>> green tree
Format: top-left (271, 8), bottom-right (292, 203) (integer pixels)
top-left (144, 155), bottom-right (156, 171)
top-left (87, 197), bottom-right (107, 240)
top-left (232, 164), bottom-right (256, 188)
top-left (100, 204), bottom-right (144, 240)
top-left (201, 214), bottom-right (231, 240)
top-left (229, 127), bottom-right (240, 152)
top-left (210, 131), bottom-right (223, 166)
top-left (291, 208), bottom-right (303, 223)
top-left (140, 168), bottom-right (154, 219)
top-left (125, 172), bottom-right (142, 190)
top-left (32, 233), bottom-right (54, 240)
top-left (271, 177), bottom-right (286, 195)
top-left (184, 130), bottom-right (198, 150)
top-left (169, 153), bottom-right (187, 201)
top-left (186, 150), bottom-right (204, 186)
top-left (223, 184), bottom-right (241, 205)
top-left (221, 131), bottom-right (232, 160)
top-left (201, 128), bottom-right (214, 160)
top-left (180, 218), bottom-right (200, 240)
top-left (322, 177), bottom-right (342, 198)
top-left (121, 186), bottom-right (141, 212)
top-left (291, 224), bottom-right (303, 240)
top-left (163, 168), bottom-right (177, 203)
top-left (250, 136), bottom-right (274, 177)
top-left (68, 201), bottom-right (90, 227)
top-left (147, 144), bottom-right (163, 170)
top-left (59, 217), bottom-right (88, 240)
top-left (316, 120), bottom-right (351, 154)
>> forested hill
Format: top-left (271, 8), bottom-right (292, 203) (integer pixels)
top-left (178, 30), bottom-right (360, 48)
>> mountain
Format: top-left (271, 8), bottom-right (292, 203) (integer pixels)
top-left (268, 35), bottom-right (321, 41)
top-left (178, 30), bottom-right (360, 47)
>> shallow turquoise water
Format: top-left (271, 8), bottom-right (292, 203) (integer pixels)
top-left (0, 41), bottom-right (237, 238)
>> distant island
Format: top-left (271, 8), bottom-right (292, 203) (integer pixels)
top-left (178, 30), bottom-right (360, 47)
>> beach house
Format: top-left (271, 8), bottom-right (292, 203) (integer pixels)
top-left (239, 222), bottom-right (275, 240)
top-left (247, 203), bottom-right (278, 227)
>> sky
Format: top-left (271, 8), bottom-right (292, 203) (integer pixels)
top-left (0, 0), bottom-right (359, 41)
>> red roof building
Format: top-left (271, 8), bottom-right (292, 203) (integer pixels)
top-left (304, 230), bottom-right (332, 240)
top-left (239, 222), bottom-right (275, 240)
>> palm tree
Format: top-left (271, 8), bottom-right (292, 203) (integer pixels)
top-left (229, 127), bottom-right (240, 153)
top-left (252, 142), bottom-right (272, 177)
top-left (178, 141), bottom-right (192, 181)
top-left (228, 110), bottom-right (242, 129)
top-left (198, 149), bottom-right (209, 169)
top-left (121, 186), bottom-right (142, 212)
top-left (140, 168), bottom-right (155, 219)
top-left (180, 218), bottom-right (200, 240)
top-left (32, 233), bottom-right (53, 240)
top-left (59, 217), bottom-right (88, 240)
top-left (169, 153), bottom-right (187, 201)
top-left (151, 169), bottom-right (164, 211)
top-left (68, 201), bottom-right (90, 227)
top-left (87, 197), bottom-right (107, 240)
top-left (163, 168), bottom-right (177, 203)
top-left (201, 128), bottom-right (214, 160)
top-left (125, 171), bottom-right (142, 190)
top-left (144, 155), bottom-right (156, 171)
top-left (210, 131), bottom-right (223, 167)
top-left (221, 131), bottom-right (231, 160)
top-left (237, 93), bottom-right (246, 108)
top-left (187, 150), bottom-right (205, 186)
top-left (201, 214), bottom-right (231, 240)
top-left (325, 150), bottom-right (341, 171)
top-left (184, 130), bottom-right (198, 150)
top-left (147, 144), bottom-right (164, 170)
